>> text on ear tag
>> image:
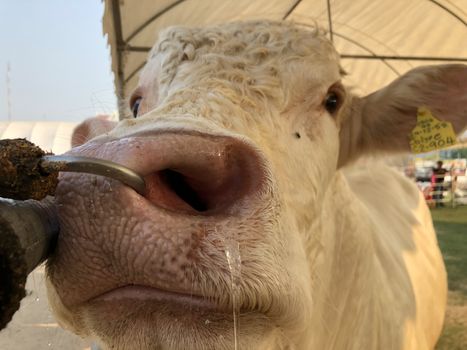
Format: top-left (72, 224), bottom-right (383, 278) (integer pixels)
top-left (409, 107), bottom-right (457, 154)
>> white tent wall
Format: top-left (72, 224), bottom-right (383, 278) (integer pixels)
top-left (102, 0), bottom-right (467, 119)
top-left (0, 121), bottom-right (77, 154)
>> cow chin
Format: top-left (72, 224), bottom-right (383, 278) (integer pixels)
top-left (54, 299), bottom-right (286, 350)
top-left (46, 277), bottom-right (309, 350)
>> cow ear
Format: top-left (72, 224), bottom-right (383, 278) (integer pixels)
top-left (338, 64), bottom-right (467, 167)
top-left (71, 115), bottom-right (117, 147)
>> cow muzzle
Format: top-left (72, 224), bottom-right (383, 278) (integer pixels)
top-left (78, 131), bottom-right (268, 216)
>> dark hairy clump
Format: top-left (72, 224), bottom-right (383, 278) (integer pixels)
top-left (0, 215), bottom-right (27, 331)
top-left (0, 139), bottom-right (58, 200)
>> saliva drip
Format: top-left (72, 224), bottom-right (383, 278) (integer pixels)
top-left (224, 238), bottom-right (242, 350)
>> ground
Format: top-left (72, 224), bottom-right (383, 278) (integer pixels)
top-left (0, 207), bottom-right (466, 349)
top-left (0, 265), bottom-right (92, 350)
top-left (434, 205), bottom-right (467, 350)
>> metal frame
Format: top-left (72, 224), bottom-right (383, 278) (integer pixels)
top-left (110, 0), bottom-right (126, 115)
top-left (109, 0), bottom-right (467, 105)
top-left (428, 0), bottom-right (466, 26)
top-left (326, 0), bottom-right (334, 42)
top-left (125, 0), bottom-right (187, 43)
top-left (340, 55), bottom-right (467, 62)
top-left (283, 0), bottom-right (303, 20)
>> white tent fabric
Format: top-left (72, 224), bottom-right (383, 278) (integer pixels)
top-left (0, 121), bottom-right (77, 154)
top-left (102, 0), bottom-right (467, 119)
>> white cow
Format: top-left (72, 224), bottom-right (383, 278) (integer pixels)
top-left (46, 21), bottom-right (466, 350)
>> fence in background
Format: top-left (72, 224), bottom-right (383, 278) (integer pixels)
top-left (417, 173), bottom-right (467, 208)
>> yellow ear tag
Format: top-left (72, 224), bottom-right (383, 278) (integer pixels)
top-left (409, 107), bottom-right (457, 154)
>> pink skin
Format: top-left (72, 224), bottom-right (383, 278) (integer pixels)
top-left (46, 130), bottom-right (292, 344)
top-left (71, 115), bottom-right (116, 147)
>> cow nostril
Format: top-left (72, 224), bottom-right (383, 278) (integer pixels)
top-left (145, 166), bottom-right (237, 215)
top-left (140, 137), bottom-right (265, 216)
top-left (159, 169), bottom-right (208, 212)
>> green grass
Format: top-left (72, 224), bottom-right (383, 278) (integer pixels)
top-left (433, 206), bottom-right (467, 295)
top-left (433, 205), bottom-right (467, 350)
top-left (436, 323), bottom-right (467, 350)
top-left (431, 206), bottom-right (467, 224)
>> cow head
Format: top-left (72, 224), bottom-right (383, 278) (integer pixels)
top-left (46, 21), bottom-right (467, 349)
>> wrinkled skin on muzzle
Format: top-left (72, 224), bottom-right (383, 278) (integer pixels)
top-left (46, 20), bottom-right (464, 350)
top-left (48, 128), bottom-right (310, 349)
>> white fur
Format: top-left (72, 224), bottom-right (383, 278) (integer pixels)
top-left (44, 21), bottom-right (458, 349)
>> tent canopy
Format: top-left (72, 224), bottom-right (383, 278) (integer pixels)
top-left (103, 0), bottom-right (467, 118)
top-left (0, 121), bottom-right (77, 154)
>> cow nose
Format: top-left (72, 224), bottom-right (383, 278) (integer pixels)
top-left (142, 134), bottom-right (265, 215)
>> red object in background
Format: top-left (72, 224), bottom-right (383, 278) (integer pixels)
top-left (425, 186), bottom-right (433, 200)
top-left (416, 182), bottom-right (433, 200)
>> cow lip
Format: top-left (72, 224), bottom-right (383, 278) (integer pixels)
top-left (90, 284), bottom-right (227, 312)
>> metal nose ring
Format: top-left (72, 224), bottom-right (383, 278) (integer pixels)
top-left (40, 155), bottom-right (146, 196)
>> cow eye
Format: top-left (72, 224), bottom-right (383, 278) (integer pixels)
top-left (130, 97), bottom-right (142, 118)
top-left (324, 91), bottom-right (339, 115)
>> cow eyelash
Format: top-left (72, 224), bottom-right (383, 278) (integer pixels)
top-left (324, 84), bottom-right (345, 116)
top-left (130, 96), bottom-right (143, 118)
